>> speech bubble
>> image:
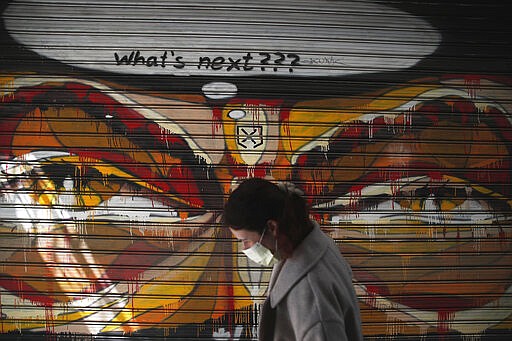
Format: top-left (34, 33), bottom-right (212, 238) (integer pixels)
top-left (3, 0), bottom-right (440, 77)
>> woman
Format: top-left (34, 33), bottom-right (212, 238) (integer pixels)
top-left (224, 178), bottom-right (363, 341)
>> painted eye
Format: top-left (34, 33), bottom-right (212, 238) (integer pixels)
top-left (227, 109), bottom-right (247, 120)
top-left (0, 151), bottom-right (203, 225)
top-left (313, 175), bottom-right (510, 227)
top-left (395, 186), bottom-right (469, 212)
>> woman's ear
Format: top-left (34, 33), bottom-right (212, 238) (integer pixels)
top-left (266, 219), bottom-right (279, 238)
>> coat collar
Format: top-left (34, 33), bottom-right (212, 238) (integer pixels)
top-left (269, 222), bottom-right (329, 308)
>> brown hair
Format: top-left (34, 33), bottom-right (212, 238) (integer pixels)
top-left (223, 178), bottom-right (312, 249)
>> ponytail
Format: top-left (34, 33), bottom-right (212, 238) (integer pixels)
top-left (277, 182), bottom-right (313, 249)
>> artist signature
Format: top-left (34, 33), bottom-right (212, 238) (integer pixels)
top-left (301, 56), bottom-right (347, 65)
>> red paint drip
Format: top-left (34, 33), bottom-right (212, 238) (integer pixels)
top-left (279, 106), bottom-right (293, 151)
top-left (427, 171), bottom-right (443, 182)
top-left (0, 292), bottom-right (3, 333)
top-left (437, 309), bottom-right (455, 334)
top-left (464, 75), bottom-right (481, 99)
top-left (441, 74), bottom-right (512, 86)
top-left (211, 106), bottom-right (224, 136)
top-left (44, 304), bottom-right (56, 340)
top-left (346, 184), bottom-right (364, 211)
top-left (0, 278), bottom-right (55, 306)
top-left (363, 283), bottom-right (390, 309)
top-left (226, 154), bottom-right (272, 178)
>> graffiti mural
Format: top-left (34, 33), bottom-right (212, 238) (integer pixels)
top-left (1, 0), bottom-right (511, 340)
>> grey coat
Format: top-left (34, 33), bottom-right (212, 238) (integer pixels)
top-left (258, 224), bottom-right (363, 341)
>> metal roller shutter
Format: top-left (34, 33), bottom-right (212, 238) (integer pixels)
top-left (0, 0), bottom-right (511, 340)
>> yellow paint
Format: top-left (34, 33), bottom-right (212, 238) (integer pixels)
top-left (284, 85), bottom-right (440, 159)
top-left (101, 234), bottom-right (216, 332)
top-left (0, 76), bottom-right (15, 99)
top-left (0, 299), bottom-right (122, 333)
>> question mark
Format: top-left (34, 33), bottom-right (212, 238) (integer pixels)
top-left (273, 52), bottom-right (285, 72)
top-left (287, 53), bottom-right (300, 73)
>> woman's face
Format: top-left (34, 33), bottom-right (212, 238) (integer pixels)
top-left (229, 228), bottom-right (263, 251)
top-left (229, 223), bottom-right (277, 254)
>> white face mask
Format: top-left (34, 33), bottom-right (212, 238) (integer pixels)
top-left (242, 227), bottom-right (278, 266)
